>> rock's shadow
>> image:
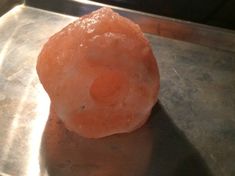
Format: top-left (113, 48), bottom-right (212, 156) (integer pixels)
top-left (40, 102), bottom-right (212, 176)
top-left (147, 102), bottom-right (213, 176)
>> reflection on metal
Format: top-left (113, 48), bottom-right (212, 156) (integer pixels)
top-left (0, 5), bottom-right (57, 175)
top-left (40, 107), bottom-right (153, 176)
top-left (0, 6), bottom-right (22, 70)
top-left (0, 4), bottom-right (234, 176)
top-left (25, 88), bottom-right (50, 176)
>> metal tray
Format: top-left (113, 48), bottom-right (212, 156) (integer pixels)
top-left (0, 1), bottom-right (234, 176)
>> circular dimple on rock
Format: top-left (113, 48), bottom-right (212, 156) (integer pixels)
top-left (90, 70), bottom-right (129, 105)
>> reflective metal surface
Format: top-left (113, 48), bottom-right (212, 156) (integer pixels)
top-left (25, 0), bottom-right (235, 52)
top-left (0, 4), bottom-right (235, 176)
top-left (0, 6), bottom-right (73, 176)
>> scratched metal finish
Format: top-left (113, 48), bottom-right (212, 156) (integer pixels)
top-left (0, 5), bottom-right (235, 176)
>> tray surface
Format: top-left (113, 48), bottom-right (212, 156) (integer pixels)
top-left (0, 4), bottom-right (235, 176)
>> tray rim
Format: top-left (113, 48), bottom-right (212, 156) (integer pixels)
top-left (2, 0), bottom-right (235, 52)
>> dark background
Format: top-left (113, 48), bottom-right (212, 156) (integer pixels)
top-left (92, 0), bottom-right (235, 30)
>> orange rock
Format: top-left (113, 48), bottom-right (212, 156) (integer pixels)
top-left (37, 7), bottom-right (160, 138)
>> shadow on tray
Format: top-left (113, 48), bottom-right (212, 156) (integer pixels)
top-left (40, 102), bottom-right (213, 176)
